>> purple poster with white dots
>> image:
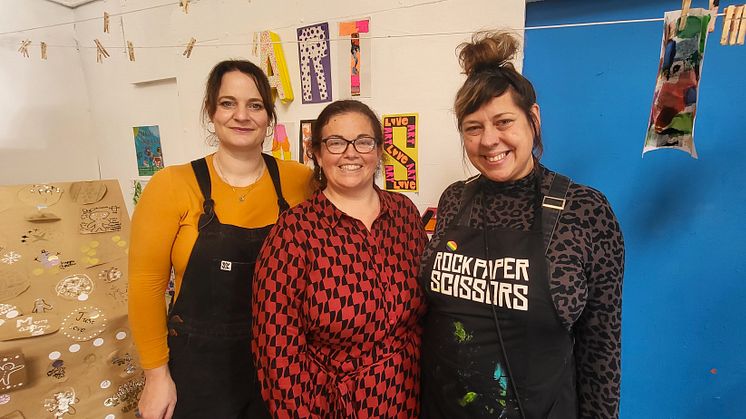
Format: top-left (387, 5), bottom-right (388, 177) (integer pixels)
top-left (297, 22), bottom-right (333, 104)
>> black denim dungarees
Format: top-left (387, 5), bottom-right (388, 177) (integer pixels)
top-left (167, 155), bottom-right (288, 419)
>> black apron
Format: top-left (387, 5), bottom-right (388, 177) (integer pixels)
top-left (421, 170), bottom-right (576, 419)
top-left (166, 154), bottom-right (288, 419)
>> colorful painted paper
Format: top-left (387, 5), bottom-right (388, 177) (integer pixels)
top-left (339, 19), bottom-right (370, 97)
top-left (259, 31), bottom-right (294, 104)
top-left (271, 123), bottom-right (292, 161)
top-left (421, 207), bottom-right (437, 234)
top-left (299, 119), bottom-right (316, 168)
top-left (382, 113), bottom-right (418, 192)
top-left (297, 23), bottom-right (333, 104)
top-left (644, 8), bottom-right (712, 158)
top-left (131, 178), bottom-right (149, 207)
top-left (133, 125), bottom-right (164, 175)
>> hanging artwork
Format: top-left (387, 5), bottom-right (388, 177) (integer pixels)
top-left (271, 123), bottom-right (292, 161)
top-left (131, 178), bottom-right (149, 207)
top-left (258, 31), bottom-right (294, 104)
top-left (382, 113), bottom-right (419, 192)
top-left (133, 125), bottom-right (164, 175)
top-left (643, 8), bottom-right (712, 158)
top-left (297, 22), bottom-right (333, 104)
top-left (338, 19), bottom-right (371, 97)
top-left (298, 119), bottom-right (316, 167)
top-left (421, 207), bottom-right (437, 234)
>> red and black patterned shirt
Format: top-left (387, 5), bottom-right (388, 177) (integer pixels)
top-left (252, 188), bottom-right (427, 418)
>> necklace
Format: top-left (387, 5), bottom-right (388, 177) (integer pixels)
top-left (212, 154), bottom-right (265, 202)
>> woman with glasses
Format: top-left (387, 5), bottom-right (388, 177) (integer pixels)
top-left (252, 100), bottom-right (427, 418)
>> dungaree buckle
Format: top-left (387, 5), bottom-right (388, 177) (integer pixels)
top-left (542, 196), bottom-right (566, 210)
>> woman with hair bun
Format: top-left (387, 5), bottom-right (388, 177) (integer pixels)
top-left (419, 32), bottom-right (624, 419)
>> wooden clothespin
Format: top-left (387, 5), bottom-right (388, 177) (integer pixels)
top-left (127, 41), bottom-right (135, 61)
top-left (94, 39), bottom-right (110, 63)
top-left (731, 5), bottom-right (745, 45)
top-left (183, 37), bottom-right (196, 58)
top-left (103, 12), bottom-right (110, 33)
top-left (18, 40), bottom-right (31, 58)
top-left (708, 0), bottom-right (720, 32)
top-left (41, 42), bottom-right (48, 60)
top-left (737, 4), bottom-right (746, 45)
top-left (180, 0), bottom-right (190, 14)
top-left (679, 0), bottom-right (692, 31)
top-left (722, 5), bottom-right (736, 45)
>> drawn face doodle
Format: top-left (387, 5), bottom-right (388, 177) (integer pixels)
top-left (55, 274), bottom-right (94, 300)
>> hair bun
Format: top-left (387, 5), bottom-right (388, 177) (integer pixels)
top-left (457, 31), bottom-right (520, 75)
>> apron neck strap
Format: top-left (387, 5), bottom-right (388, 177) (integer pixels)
top-left (540, 170), bottom-right (571, 255)
top-left (191, 158), bottom-right (215, 229)
top-left (261, 153), bottom-right (290, 213)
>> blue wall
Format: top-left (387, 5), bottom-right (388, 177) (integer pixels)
top-left (524, 1), bottom-right (746, 417)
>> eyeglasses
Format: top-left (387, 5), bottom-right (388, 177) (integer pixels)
top-left (321, 135), bottom-right (378, 154)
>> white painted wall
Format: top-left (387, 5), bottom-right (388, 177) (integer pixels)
top-left (2, 0), bottom-right (526, 212)
top-left (0, 0), bottom-right (98, 185)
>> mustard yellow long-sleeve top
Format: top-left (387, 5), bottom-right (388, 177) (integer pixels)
top-left (128, 154), bottom-right (312, 369)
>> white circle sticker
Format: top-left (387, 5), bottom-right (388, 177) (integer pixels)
top-left (115, 331), bottom-right (127, 340)
top-left (68, 344), bottom-right (81, 353)
top-left (100, 380), bottom-right (111, 389)
top-left (104, 414), bottom-right (116, 419)
top-left (0, 394), bottom-right (10, 404)
top-left (77, 293), bottom-right (89, 301)
top-left (93, 338), bottom-right (104, 347)
top-left (5, 310), bottom-right (18, 319)
top-left (49, 351), bottom-right (61, 360)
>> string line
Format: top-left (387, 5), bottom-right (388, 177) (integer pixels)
top-left (2, 7), bottom-right (729, 50)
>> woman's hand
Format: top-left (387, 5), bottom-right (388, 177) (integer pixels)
top-left (138, 365), bottom-right (177, 419)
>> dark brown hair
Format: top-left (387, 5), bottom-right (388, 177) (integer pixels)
top-left (309, 100), bottom-right (384, 191)
top-left (455, 31), bottom-right (543, 159)
top-left (201, 60), bottom-right (276, 142)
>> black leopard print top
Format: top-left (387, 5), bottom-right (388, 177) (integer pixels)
top-left (422, 165), bottom-right (624, 419)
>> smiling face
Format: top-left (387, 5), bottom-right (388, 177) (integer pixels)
top-left (314, 112), bottom-right (381, 196)
top-left (461, 90), bottom-right (540, 183)
top-left (210, 70), bottom-right (270, 153)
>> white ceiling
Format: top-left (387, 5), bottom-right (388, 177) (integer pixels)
top-left (44, 0), bottom-right (100, 8)
top-left (44, 0), bottom-right (540, 9)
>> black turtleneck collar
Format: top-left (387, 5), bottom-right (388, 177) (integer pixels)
top-left (477, 164), bottom-right (544, 195)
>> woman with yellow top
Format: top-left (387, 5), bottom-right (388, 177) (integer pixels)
top-left (128, 60), bottom-right (312, 419)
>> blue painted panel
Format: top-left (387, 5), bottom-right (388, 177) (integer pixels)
top-left (525, 1), bottom-right (746, 418)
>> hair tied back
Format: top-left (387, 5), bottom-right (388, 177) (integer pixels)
top-left (457, 31), bottom-right (520, 76)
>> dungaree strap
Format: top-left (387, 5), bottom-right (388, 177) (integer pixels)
top-left (261, 153), bottom-right (290, 213)
top-left (541, 172), bottom-right (570, 255)
top-left (190, 158), bottom-right (215, 229)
